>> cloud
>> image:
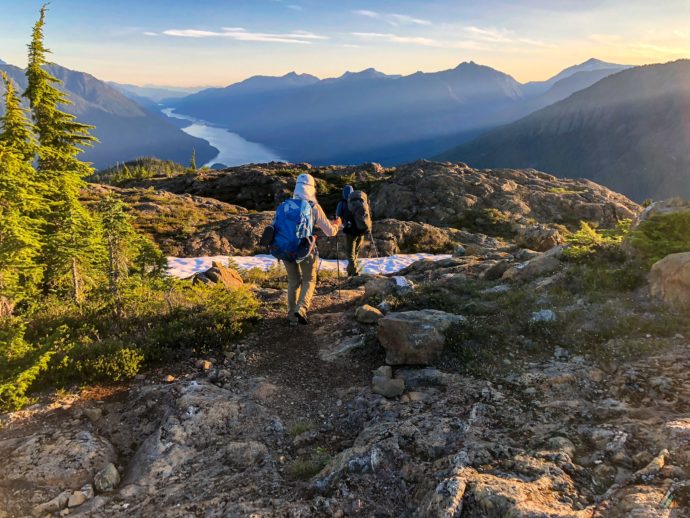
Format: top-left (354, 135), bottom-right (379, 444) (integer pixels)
top-left (143, 32), bottom-right (158, 37)
top-left (353, 10), bottom-right (432, 27)
top-left (462, 26), bottom-right (551, 47)
top-left (463, 26), bottom-right (512, 43)
top-left (161, 27), bottom-right (327, 44)
top-left (350, 32), bottom-right (438, 46)
top-left (349, 27), bottom-right (552, 52)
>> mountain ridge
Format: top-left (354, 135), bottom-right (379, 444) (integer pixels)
top-left (0, 60), bottom-right (217, 169)
top-left (437, 59), bottom-right (690, 201)
top-left (166, 58), bottom-right (628, 165)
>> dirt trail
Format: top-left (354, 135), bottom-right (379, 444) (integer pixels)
top-left (241, 283), bottom-right (382, 427)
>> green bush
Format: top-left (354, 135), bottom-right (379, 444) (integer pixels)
top-left (563, 220), bottom-right (631, 261)
top-left (561, 261), bottom-right (647, 298)
top-left (0, 281), bottom-right (260, 412)
top-left (0, 348), bottom-right (54, 411)
top-left (626, 211), bottom-right (690, 266)
top-left (47, 338), bottom-right (144, 385)
top-left (0, 318), bottom-right (59, 411)
top-left (240, 262), bottom-right (287, 289)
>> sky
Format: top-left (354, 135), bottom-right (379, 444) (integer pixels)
top-left (1, 0), bottom-right (690, 87)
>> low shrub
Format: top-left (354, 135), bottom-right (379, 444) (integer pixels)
top-left (286, 447), bottom-right (330, 480)
top-left (626, 211), bottom-right (690, 266)
top-left (0, 281), bottom-right (260, 412)
top-left (563, 220), bottom-right (631, 261)
top-left (240, 262), bottom-right (287, 289)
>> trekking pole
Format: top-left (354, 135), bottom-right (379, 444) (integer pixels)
top-left (334, 235), bottom-right (341, 298)
top-left (368, 230), bottom-right (379, 259)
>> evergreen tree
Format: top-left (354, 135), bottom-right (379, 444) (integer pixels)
top-left (24, 5), bottom-right (96, 174)
top-left (98, 194), bottom-right (131, 315)
top-left (189, 147), bottom-right (197, 170)
top-left (0, 144), bottom-right (43, 306)
top-left (97, 193), bottom-right (165, 315)
top-left (23, 5), bottom-right (101, 302)
top-left (0, 72), bottom-right (36, 163)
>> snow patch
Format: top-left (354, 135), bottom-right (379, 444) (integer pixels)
top-left (167, 253), bottom-right (452, 279)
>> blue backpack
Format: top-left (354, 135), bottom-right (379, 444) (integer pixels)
top-left (269, 198), bottom-right (315, 263)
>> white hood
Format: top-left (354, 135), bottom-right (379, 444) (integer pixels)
top-left (294, 173), bottom-right (317, 203)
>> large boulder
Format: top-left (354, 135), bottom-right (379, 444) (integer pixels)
top-left (514, 223), bottom-right (564, 252)
top-left (0, 430), bottom-right (117, 491)
top-left (649, 252), bottom-right (690, 309)
top-left (192, 261), bottom-right (244, 289)
top-left (364, 276), bottom-right (414, 300)
top-left (502, 246), bottom-right (564, 282)
top-left (377, 309), bottom-right (464, 365)
top-left (633, 198), bottom-right (690, 228)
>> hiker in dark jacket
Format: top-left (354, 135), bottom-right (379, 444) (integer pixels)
top-left (285, 174), bottom-right (340, 325)
top-left (336, 184), bottom-right (371, 277)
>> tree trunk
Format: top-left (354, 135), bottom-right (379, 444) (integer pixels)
top-left (71, 257), bottom-right (82, 304)
top-left (107, 235), bottom-right (123, 318)
top-left (0, 296), bottom-right (14, 319)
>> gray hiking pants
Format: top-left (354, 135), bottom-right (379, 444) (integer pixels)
top-left (284, 252), bottom-right (318, 321)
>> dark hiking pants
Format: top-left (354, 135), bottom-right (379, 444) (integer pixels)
top-left (345, 234), bottom-right (364, 276)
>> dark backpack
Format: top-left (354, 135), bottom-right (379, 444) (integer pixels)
top-left (268, 198), bottom-right (315, 263)
top-left (346, 191), bottom-right (372, 236)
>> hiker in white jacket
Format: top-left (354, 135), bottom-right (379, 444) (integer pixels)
top-left (286, 173), bottom-right (340, 325)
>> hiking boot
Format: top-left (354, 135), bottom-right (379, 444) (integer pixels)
top-left (295, 309), bottom-right (309, 325)
top-left (288, 318), bottom-right (298, 327)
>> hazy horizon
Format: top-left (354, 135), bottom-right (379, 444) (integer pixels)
top-left (2, 0), bottom-right (690, 87)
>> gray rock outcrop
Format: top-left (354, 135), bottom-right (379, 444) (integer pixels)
top-left (377, 309), bottom-right (465, 365)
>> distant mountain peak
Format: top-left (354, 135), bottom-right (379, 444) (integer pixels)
top-left (338, 68), bottom-right (389, 80)
top-left (453, 61), bottom-right (505, 74)
top-left (582, 57), bottom-right (608, 65)
top-left (231, 72), bottom-right (320, 89)
top-left (455, 61), bottom-right (481, 69)
top-left (282, 71), bottom-right (317, 79)
top-left (546, 58), bottom-right (629, 84)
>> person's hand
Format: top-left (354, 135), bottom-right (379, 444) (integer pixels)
top-left (333, 217), bottom-right (342, 227)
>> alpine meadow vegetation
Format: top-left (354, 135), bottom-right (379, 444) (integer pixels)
top-left (0, 6), bottom-right (259, 412)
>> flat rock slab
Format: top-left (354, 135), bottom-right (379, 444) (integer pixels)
top-left (320, 334), bottom-right (367, 362)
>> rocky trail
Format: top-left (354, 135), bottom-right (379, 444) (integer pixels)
top-left (0, 283), bottom-right (383, 516)
top-left (3, 270), bottom-right (690, 517)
